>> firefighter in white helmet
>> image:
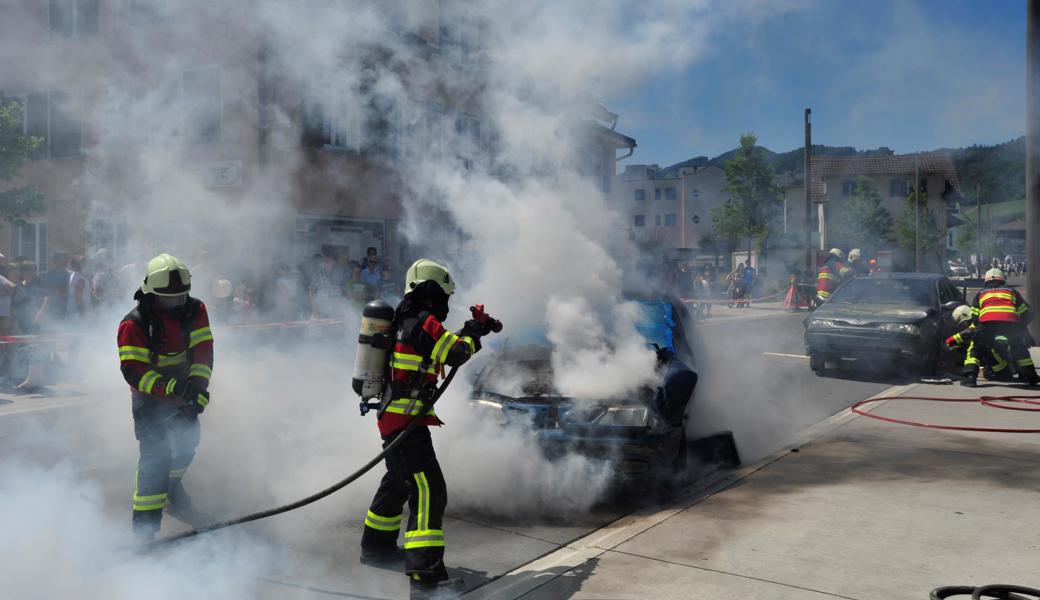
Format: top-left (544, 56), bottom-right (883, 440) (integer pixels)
top-left (117, 254), bottom-right (214, 540)
top-left (847, 248), bottom-right (869, 278)
top-left (814, 248), bottom-right (846, 307)
top-left (962, 268), bottom-right (1037, 386)
top-left (360, 258), bottom-right (499, 597)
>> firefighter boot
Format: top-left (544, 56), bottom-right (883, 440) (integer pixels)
top-left (961, 372), bottom-right (978, 387)
top-left (409, 573), bottom-right (466, 599)
top-left (132, 509), bottom-right (161, 542)
top-left (360, 544), bottom-right (405, 568)
top-left (1019, 366), bottom-right (1040, 386)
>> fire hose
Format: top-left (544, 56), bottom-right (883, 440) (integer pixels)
top-left (140, 367), bottom-right (457, 550)
top-left (851, 394), bottom-right (1040, 433)
top-left (930, 584), bottom-right (1040, 599)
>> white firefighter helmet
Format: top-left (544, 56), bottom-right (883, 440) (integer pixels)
top-left (829, 248), bottom-right (845, 259)
top-left (141, 253), bottom-right (191, 296)
top-left (952, 305), bottom-right (973, 324)
top-left (985, 268), bottom-right (1006, 283)
top-left (405, 258), bottom-right (455, 296)
top-left (213, 278), bottom-right (233, 299)
top-left (848, 248), bottom-right (862, 262)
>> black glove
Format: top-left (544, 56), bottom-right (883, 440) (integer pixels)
top-left (180, 391), bottom-right (209, 420)
top-left (463, 319), bottom-right (493, 337)
top-left (173, 377), bottom-right (205, 403)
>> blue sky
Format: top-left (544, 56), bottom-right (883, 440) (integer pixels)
top-left (612, 0), bottom-right (1026, 167)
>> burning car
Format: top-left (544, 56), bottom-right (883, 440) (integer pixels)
top-left (468, 297), bottom-right (699, 479)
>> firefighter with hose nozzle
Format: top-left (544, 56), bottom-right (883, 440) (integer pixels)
top-left (962, 268), bottom-right (1039, 387)
top-left (117, 254), bottom-right (214, 541)
top-left (353, 258), bottom-right (500, 598)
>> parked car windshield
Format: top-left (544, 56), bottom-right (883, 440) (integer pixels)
top-left (829, 278), bottom-right (935, 307)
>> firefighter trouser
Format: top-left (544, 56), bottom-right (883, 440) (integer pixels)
top-left (362, 425), bottom-right (448, 580)
top-left (965, 322), bottom-right (1035, 378)
top-left (131, 401), bottom-right (201, 535)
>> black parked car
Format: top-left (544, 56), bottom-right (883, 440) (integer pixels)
top-left (804, 272), bottom-right (965, 375)
top-left (469, 297), bottom-right (698, 479)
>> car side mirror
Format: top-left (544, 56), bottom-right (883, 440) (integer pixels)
top-left (942, 300), bottom-right (960, 312)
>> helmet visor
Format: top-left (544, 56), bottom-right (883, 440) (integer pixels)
top-left (154, 294), bottom-right (188, 311)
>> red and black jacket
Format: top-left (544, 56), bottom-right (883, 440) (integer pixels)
top-left (117, 295), bottom-right (214, 406)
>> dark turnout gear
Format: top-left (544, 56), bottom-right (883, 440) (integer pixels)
top-left (815, 255), bottom-right (845, 303)
top-left (363, 284), bottom-right (484, 582)
top-left (965, 282), bottom-right (1037, 384)
top-left (948, 324), bottom-right (1010, 382)
top-left (118, 290), bottom-right (214, 538)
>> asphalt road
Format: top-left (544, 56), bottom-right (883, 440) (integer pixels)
top-left (0, 312), bottom-right (894, 599)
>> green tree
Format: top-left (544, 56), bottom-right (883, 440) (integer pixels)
top-left (897, 188), bottom-right (944, 269)
top-left (829, 176), bottom-right (894, 248)
top-left (0, 97), bottom-right (44, 222)
top-left (713, 132), bottom-right (782, 263)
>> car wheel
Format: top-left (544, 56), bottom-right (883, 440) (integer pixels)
top-left (811, 353), bottom-right (830, 377)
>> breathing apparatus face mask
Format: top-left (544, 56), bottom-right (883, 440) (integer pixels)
top-left (154, 293), bottom-right (188, 313)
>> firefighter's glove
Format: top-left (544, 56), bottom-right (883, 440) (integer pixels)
top-left (173, 378), bottom-right (205, 404)
top-left (463, 319), bottom-right (494, 338)
top-left (181, 392), bottom-right (209, 419)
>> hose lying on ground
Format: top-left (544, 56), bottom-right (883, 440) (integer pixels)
top-left (851, 395), bottom-right (1040, 433)
top-left (141, 368), bottom-right (457, 550)
top-left (931, 584), bottom-right (1040, 599)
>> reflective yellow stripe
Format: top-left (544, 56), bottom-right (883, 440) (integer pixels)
top-left (165, 378), bottom-right (178, 395)
top-left (818, 273), bottom-right (835, 280)
top-left (964, 341), bottom-right (980, 366)
top-left (196, 393), bottom-right (209, 407)
top-left (189, 364), bottom-right (212, 380)
top-left (156, 352), bottom-right (187, 367)
top-left (432, 331), bottom-right (459, 365)
top-left (133, 469), bottom-right (167, 511)
top-left (169, 468), bottom-right (187, 479)
top-left (980, 307), bottom-right (1018, 315)
top-left (364, 510), bottom-right (403, 531)
top-left (413, 472), bottom-right (429, 531)
top-left (189, 327), bottom-right (213, 348)
top-left (1017, 358), bottom-right (1035, 367)
top-left (118, 346), bottom-right (151, 363)
top-left (817, 291), bottom-right (831, 299)
top-left (383, 398), bottom-right (437, 418)
top-left (389, 354), bottom-right (435, 373)
top-left (981, 292), bottom-right (1015, 301)
top-left (460, 336), bottom-right (476, 354)
top-left (138, 370), bottom-right (161, 394)
top-left (1017, 304), bottom-right (1030, 315)
top-left (404, 529), bottom-right (445, 549)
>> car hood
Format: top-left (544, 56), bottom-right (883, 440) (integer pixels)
top-left (810, 302), bottom-right (933, 325)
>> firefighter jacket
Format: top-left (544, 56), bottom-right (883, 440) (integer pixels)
top-left (946, 324), bottom-right (976, 349)
top-left (377, 309), bottom-right (478, 437)
top-left (117, 295), bottom-right (214, 412)
top-left (816, 256), bottom-right (845, 300)
top-left (971, 284), bottom-right (1033, 324)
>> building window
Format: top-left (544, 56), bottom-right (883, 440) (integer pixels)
top-left (17, 221), bottom-right (48, 271)
top-left (634, 189), bottom-right (645, 202)
top-left (889, 178), bottom-right (910, 197)
top-left (654, 188), bottom-right (662, 201)
top-left (182, 66), bottom-right (222, 144)
top-left (24, 91), bottom-right (82, 158)
top-left (664, 214), bottom-right (677, 226)
top-left (129, 0), bottom-right (168, 25)
top-left (634, 214), bottom-right (645, 227)
top-left (655, 214), bottom-right (662, 227)
top-left (302, 95), bottom-right (363, 151)
top-left (841, 180), bottom-right (854, 197)
top-left (49, 0), bottom-right (98, 37)
top-left (664, 187), bottom-right (677, 201)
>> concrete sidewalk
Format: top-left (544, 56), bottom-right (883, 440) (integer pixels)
top-left (471, 379), bottom-right (1040, 599)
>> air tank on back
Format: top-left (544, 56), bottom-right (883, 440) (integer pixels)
top-left (352, 300), bottom-right (395, 400)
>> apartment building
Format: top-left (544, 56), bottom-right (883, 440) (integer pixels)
top-left (0, 0), bottom-right (492, 272)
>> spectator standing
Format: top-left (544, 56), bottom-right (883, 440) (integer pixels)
top-left (0, 264), bottom-right (17, 336)
top-left (309, 253), bottom-right (346, 318)
top-left (345, 261), bottom-right (368, 310)
top-left (66, 255), bottom-right (90, 322)
top-left (42, 252), bottom-right (69, 323)
top-left (742, 262), bottom-right (756, 308)
top-left (379, 265), bottom-right (401, 302)
top-left (91, 248), bottom-right (117, 309)
top-left (360, 254), bottom-right (382, 299)
top-left (701, 269), bottom-right (713, 317)
top-left (11, 262), bottom-right (49, 392)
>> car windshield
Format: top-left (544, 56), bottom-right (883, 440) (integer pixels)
top-left (830, 278), bottom-right (935, 307)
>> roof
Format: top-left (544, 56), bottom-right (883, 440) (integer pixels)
top-left (809, 153), bottom-right (961, 202)
top-left (585, 122), bottom-right (636, 149)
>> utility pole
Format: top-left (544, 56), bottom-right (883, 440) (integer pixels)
top-left (679, 171), bottom-right (686, 250)
top-left (976, 184), bottom-right (982, 278)
top-left (914, 154), bottom-right (922, 272)
top-left (1028, 0), bottom-right (1040, 341)
top-left (804, 108), bottom-right (813, 273)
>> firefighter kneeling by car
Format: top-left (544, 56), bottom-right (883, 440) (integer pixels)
top-left (962, 268), bottom-right (1039, 387)
top-left (359, 258), bottom-right (499, 598)
top-left (946, 304), bottom-right (1012, 384)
